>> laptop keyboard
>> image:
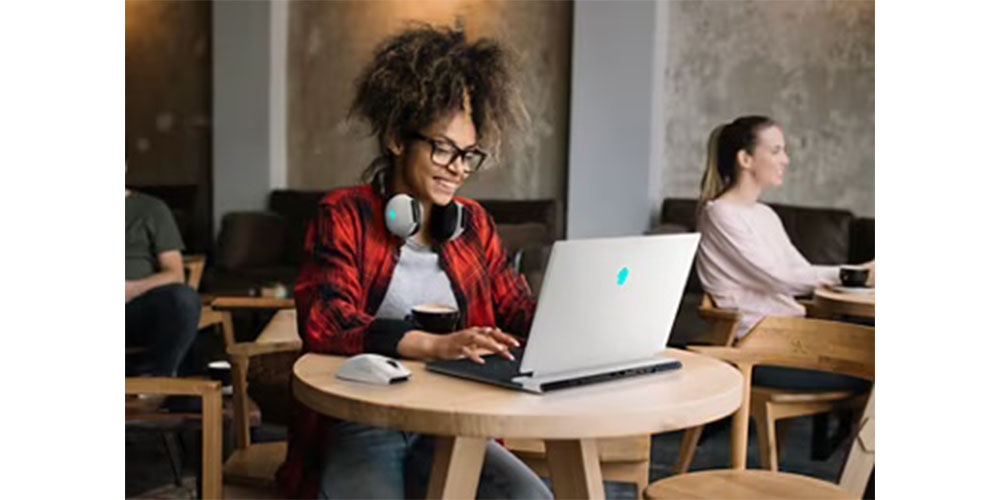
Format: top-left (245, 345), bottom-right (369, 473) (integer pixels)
top-left (428, 346), bottom-right (526, 381)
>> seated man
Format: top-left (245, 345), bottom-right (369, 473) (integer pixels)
top-left (126, 187), bottom-right (199, 377)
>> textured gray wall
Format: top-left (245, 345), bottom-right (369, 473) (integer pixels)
top-left (286, 0), bottom-right (572, 211)
top-left (661, 0), bottom-right (874, 217)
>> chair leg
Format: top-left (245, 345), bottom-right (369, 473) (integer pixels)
top-left (162, 432), bottom-right (185, 487)
top-left (673, 425), bottom-right (703, 474)
top-left (752, 402), bottom-right (778, 471)
top-left (632, 460), bottom-right (649, 497)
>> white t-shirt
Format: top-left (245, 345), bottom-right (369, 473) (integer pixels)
top-left (374, 238), bottom-right (458, 320)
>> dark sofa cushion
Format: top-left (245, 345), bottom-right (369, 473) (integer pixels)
top-left (495, 223), bottom-right (551, 252)
top-left (850, 217), bottom-right (875, 264)
top-left (659, 199), bottom-right (699, 231)
top-left (478, 199), bottom-right (557, 231)
top-left (216, 212), bottom-right (287, 270)
top-left (769, 203), bottom-right (852, 265)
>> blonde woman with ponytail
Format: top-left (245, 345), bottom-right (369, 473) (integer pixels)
top-left (694, 116), bottom-right (873, 390)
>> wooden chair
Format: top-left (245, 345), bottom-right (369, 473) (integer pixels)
top-left (126, 378), bottom-right (223, 499)
top-left (646, 316), bottom-right (874, 499)
top-left (126, 254), bottom-right (251, 490)
top-left (506, 436), bottom-right (651, 495)
top-left (689, 294), bottom-right (741, 348)
top-left (675, 296), bottom-right (869, 473)
top-left (221, 308), bottom-right (301, 493)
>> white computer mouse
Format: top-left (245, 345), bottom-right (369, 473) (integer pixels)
top-left (335, 353), bottom-right (412, 385)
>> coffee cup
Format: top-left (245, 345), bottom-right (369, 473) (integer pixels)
top-left (839, 265), bottom-right (870, 288)
top-left (410, 303), bottom-right (461, 334)
top-left (207, 360), bottom-right (233, 389)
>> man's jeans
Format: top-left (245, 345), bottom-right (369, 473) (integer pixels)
top-left (125, 283), bottom-right (200, 377)
top-left (319, 419), bottom-right (553, 499)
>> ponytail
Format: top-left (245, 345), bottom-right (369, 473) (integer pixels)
top-left (697, 124), bottom-right (727, 212)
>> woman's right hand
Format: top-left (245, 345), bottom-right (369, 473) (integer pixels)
top-left (431, 327), bottom-right (519, 364)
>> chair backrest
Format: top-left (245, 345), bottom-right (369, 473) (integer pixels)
top-left (690, 316), bottom-right (874, 494)
top-left (735, 316), bottom-right (874, 380)
top-left (183, 254), bottom-right (206, 291)
top-left (695, 294), bottom-right (741, 347)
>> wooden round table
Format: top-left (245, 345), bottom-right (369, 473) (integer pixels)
top-left (293, 348), bottom-right (742, 499)
top-left (813, 286), bottom-right (875, 319)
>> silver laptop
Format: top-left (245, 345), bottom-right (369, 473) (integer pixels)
top-left (426, 233), bottom-right (700, 393)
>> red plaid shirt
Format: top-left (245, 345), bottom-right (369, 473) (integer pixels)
top-left (277, 185), bottom-right (537, 497)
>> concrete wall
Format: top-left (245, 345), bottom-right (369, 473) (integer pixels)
top-left (660, 0), bottom-right (875, 217)
top-left (286, 0), bottom-right (572, 230)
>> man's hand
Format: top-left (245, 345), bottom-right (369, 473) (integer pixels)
top-left (125, 280), bottom-right (143, 304)
top-left (431, 326), bottom-right (520, 364)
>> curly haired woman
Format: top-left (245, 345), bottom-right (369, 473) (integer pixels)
top-left (276, 25), bottom-right (552, 499)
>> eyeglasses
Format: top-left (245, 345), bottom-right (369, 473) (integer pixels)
top-left (408, 132), bottom-right (488, 174)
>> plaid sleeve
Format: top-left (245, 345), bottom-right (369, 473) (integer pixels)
top-left (294, 202), bottom-right (411, 356)
top-left (479, 210), bottom-right (537, 337)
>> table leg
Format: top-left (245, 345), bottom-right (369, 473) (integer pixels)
top-left (426, 436), bottom-right (487, 499)
top-left (544, 438), bottom-right (604, 499)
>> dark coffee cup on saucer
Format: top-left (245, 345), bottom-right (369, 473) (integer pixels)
top-left (410, 303), bottom-right (461, 334)
top-left (207, 360), bottom-right (233, 389)
top-left (839, 266), bottom-right (870, 288)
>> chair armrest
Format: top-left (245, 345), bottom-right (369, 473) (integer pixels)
top-left (227, 340), bottom-right (302, 359)
top-left (210, 297), bottom-right (296, 310)
top-left (183, 254), bottom-right (207, 290)
top-left (698, 305), bottom-right (740, 322)
top-left (125, 377), bottom-right (221, 397)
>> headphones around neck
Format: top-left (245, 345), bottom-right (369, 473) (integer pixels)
top-left (384, 193), bottom-right (466, 243)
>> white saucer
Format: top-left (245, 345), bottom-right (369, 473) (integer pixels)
top-left (831, 285), bottom-right (875, 295)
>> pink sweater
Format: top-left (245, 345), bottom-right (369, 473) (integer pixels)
top-left (696, 199), bottom-right (839, 338)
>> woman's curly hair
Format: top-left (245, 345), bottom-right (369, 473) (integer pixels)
top-left (352, 24), bottom-right (526, 183)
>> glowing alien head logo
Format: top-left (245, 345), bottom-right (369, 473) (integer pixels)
top-left (617, 267), bottom-right (629, 286)
top-left (388, 210), bottom-right (396, 220)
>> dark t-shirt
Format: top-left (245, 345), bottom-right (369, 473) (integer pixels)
top-left (126, 192), bottom-right (184, 280)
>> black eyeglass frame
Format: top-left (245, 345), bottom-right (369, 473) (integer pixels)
top-left (407, 132), bottom-right (489, 173)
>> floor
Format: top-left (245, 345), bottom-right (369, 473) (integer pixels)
top-left (126, 412), bottom-right (861, 498)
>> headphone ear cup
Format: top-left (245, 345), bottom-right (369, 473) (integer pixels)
top-left (429, 201), bottom-right (465, 242)
top-left (385, 194), bottom-right (421, 238)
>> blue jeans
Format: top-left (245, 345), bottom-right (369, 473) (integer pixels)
top-left (319, 420), bottom-right (553, 499)
top-left (125, 283), bottom-right (200, 377)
